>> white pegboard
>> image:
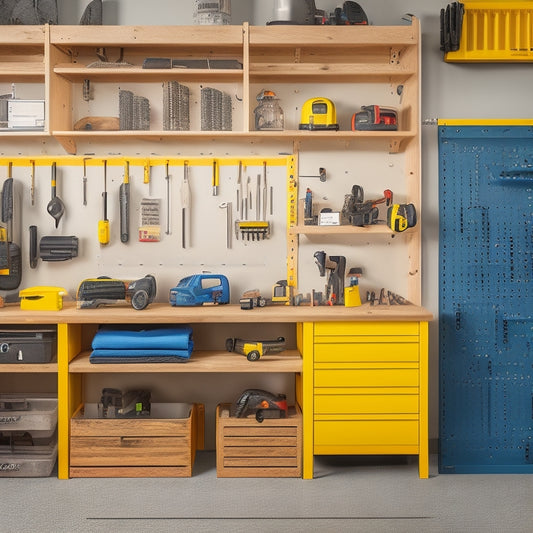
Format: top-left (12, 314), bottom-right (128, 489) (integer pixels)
top-left (1, 155), bottom-right (289, 303)
top-left (1, 143), bottom-right (413, 304)
top-left (73, 80), bottom-right (245, 133)
top-left (295, 140), bottom-right (411, 301)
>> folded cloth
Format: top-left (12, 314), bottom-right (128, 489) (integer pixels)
top-left (90, 348), bottom-right (192, 364)
top-left (92, 325), bottom-right (193, 351)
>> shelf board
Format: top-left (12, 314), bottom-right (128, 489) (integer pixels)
top-left (69, 350), bottom-right (302, 373)
top-left (0, 362), bottom-right (57, 373)
top-left (249, 63), bottom-right (415, 83)
top-left (52, 130), bottom-right (416, 154)
top-left (0, 130), bottom-right (48, 137)
top-left (290, 224), bottom-right (395, 236)
top-left (51, 129), bottom-right (414, 154)
top-left (50, 25), bottom-right (244, 48)
top-left (0, 25), bottom-right (46, 45)
top-left (249, 24), bottom-right (418, 47)
top-left (0, 62), bottom-right (45, 81)
top-left (54, 65), bottom-right (243, 83)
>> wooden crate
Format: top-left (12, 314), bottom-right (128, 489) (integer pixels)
top-left (70, 403), bottom-right (204, 478)
top-left (216, 403), bottom-right (302, 478)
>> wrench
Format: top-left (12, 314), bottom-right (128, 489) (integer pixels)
top-left (219, 202), bottom-right (232, 249)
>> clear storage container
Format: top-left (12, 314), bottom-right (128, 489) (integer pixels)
top-left (0, 394), bottom-right (58, 437)
top-left (0, 433), bottom-right (57, 477)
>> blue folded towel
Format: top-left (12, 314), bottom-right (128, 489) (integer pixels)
top-left (92, 326), bottom-right (193, 351)
top-left (90, 348), bottom-right (191, 363)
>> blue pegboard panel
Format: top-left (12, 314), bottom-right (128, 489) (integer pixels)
top-left (439, 124), bottom-right (533, 474)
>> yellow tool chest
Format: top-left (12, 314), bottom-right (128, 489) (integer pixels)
top-left (303, 321), bottom-right (429, 479)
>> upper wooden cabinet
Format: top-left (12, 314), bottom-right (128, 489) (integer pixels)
top-left (248, 24), bottom-right (418, 82)
top-left (0, 21), bottom-right (419, 153)
top-left (0, 25), bottom-right (47, 82)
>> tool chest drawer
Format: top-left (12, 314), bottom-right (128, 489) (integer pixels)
top-left (314, 391), bottom-right (419, 415)
top-left (314, 368), bottom-right (419, 388)
top-left (314, 321), bottom-right (420, 337)
top-left (314, 341), bottom-right (419, 363)
top-left (70, 402), bottom-right (204, 478)
top-left (314, 420), bottom-right (419, 448)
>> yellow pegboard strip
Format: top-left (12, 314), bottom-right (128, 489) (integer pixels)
top-left (286, 154), bottom-right (298, 298)
top-left (0, 155), bottom-right (290, 168)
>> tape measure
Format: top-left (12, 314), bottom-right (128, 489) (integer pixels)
top-left (387, 203), bottom-right (417, 232)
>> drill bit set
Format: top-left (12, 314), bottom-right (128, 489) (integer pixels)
top-left (201, 87), bottom-right (232, 131)
top-left (119, 89), bottom-right (150, 131)
top-left (163, 81), bottom-right (190, 131)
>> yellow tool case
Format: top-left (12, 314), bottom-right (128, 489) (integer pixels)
top-left (444, 1), bottom-right (533, 62)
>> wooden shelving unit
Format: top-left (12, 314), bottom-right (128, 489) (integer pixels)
top-left (0, 19), bottom-right (428, 481)
top-left (0, 23), bottom-right (419, 156)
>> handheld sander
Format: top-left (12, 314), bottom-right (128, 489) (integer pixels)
top-left (234, 389), bottom-right (288, 423)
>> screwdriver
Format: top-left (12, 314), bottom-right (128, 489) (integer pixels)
top-left (212, 159), bottom-right (219, 196)
top-left (98, 160), bottom-right (110, 245)
top-left (119, 161), bottom-right (130, 243)
top-left (181, 161), bottom-right (191, 248)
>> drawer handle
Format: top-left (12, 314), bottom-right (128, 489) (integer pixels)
top-left (120, 436), bottom-right (147, 446)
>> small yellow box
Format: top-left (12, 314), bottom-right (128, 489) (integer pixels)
top-left (19, 286), bottom-right (67, 311)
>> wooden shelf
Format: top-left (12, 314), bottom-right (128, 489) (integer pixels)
top-left (249, 63), bottom-right (415, 83)
top-left (0, 62), bottom-right (45, 81)
top-left (50, 25), bottom-right (244, 48)
top-left (70, 350), bottom-right (302, 373)
top-left (249, 25), bottom-right (418, 47)
top-left (0, 25), bottom-right (46, 45)
top-left (0, 362), bottom-right (57, 373)
top-left (290, 224), bottom-right (395, 236)
top-left (52, 129), bottom-right (415, 155)
top-left (53, 66), bottom-right (243, 83)
top-left (0, 130), bottom-right (47, 137)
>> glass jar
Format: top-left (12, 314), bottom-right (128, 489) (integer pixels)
top-left (254, 90), bottom-right (284, 131)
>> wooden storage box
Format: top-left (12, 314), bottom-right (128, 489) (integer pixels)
top-left (216, 403), bottom-right (302, 478)
top-left (70, 402), bottom-right (204, 478)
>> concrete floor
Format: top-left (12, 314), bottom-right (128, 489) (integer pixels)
top-left (1, 452), bottom-right (532, 533)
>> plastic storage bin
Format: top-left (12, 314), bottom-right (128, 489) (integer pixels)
top-left (0, 394), bottom-right (58, 438)
top-left (0, 433), bottom-right (57, 477)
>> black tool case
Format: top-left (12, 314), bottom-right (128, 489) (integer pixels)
top-left (0, 326), bottom-right (57, 363)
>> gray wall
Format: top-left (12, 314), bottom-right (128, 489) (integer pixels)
top-left (51, 0), bottom-right (525, 439)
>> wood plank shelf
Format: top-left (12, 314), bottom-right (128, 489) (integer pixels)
top-left (69, 350), bottom-right (302, 373)
top-left (0, 363), bottom-right (57, 373)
